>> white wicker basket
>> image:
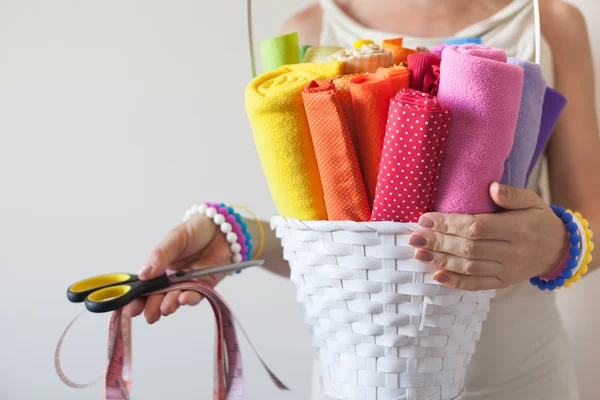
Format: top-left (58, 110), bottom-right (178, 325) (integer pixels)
top-left (271, 217), bottom-right (496, 400)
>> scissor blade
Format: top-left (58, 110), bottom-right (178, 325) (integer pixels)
top-left (169, 260), bottom-right (264, 283)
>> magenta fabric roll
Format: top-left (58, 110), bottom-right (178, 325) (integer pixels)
top-left (430, 44), bottom-right (447, 58)
top-left (434, 44), bottom-right (524, 214)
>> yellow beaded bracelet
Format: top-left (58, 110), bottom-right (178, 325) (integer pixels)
top-left (561, 210), bottom-right (594, 288)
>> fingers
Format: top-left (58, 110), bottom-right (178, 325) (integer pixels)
top-left (160, 291), bottom-right (182, 316)
top-left (179, 291), bottom-right (203, 306)
top-left (409, 230), bottom-right (512, 263)
top-left (417, 212), bottom-right (513, 241)
top-left (433, 270), bottom-right (502, 291)
top-left (490, 182), bottom-right (545, 211)
top-left (125, 290), bottom-right (201, 321)
top-left (144, 294), bottom-right (165, 324)
top-left (124, 298), bottom-right (145, 318)
top-left (131, 220), bottom-right (232, 323)
top-left (139, 216), bottom-right (217, 280)
top-left (415, 249), bottom-right (504, 277)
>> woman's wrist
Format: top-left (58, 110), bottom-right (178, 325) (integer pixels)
top-left (539, 223), bottom-right (571, 278)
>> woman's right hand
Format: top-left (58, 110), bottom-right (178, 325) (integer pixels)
top-left (124, 215), bottom-right (233, 324)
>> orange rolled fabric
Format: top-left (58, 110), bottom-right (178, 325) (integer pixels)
top-left (302, 80), bottom-right (370, 221)
top-left (382, 37), bottom-right (418, 65)
top-left (350, 68), bottom-right (410, 203)
top-left (377, 65), bottom-right (411, 96)
top-left (333, 73), bottom-right (365, 156)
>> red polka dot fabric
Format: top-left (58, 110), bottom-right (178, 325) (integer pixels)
top-left (370, 89), bottom-right (452, 222)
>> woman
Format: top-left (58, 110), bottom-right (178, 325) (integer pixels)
top-left (126, 0), bottom-right (600, 398)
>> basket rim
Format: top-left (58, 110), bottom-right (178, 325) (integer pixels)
top-left (271, 216), bottom-right (423, 234)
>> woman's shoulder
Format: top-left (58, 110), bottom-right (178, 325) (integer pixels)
top-left (541, 0), bottom-right (588, 51)
top-left (281, 3), bottom-right (323, 46)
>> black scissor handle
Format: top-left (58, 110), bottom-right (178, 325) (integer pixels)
top-left (67, 273), bottom-right (137, 303)
top-left (84, 274), bottom-right (171, 313)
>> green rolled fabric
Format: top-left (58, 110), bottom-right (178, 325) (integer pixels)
top-left (300, 45), bottom-right (312, 62)
top-left (260, 32), bottom-right (300, 73)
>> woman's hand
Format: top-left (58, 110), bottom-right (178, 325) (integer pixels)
top-left (124, 215), bottom-right (233, 323)
top-left (410, 183), bottom-right (569, 291)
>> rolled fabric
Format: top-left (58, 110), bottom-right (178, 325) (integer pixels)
top-left (430, 44), bottom-right (447, 57)
top-left (299, 45), bottom-right (312, 62)
top-left (501, 59), bottom-right (547, 189)
top-left (390, 47), bottom-right (418, 65)
top-left (333, 73), bottom-right (366, 154)
top-left (407, 53), bottom-right (441, 94)
top-left (328, 44), bottom-right (393, 74)
top-left (527, 87), bottom-right (567, 181)
top-left (354, 39), bottom-right (374, 48)
top-left (377, 64), bottom-right (411, 96)
top-left (434, 44), bottom-right (524, 214)
top-left (245, 62), bottom-right (343, 220)
top-left (350, 68), bottom-right (410, 203)
top-left (371, 89), bottom-right (452, 222)
top-left (303, 46), bottom-right (344, 63)
top-left (302, 80), bottom-right (370, 221)
top-left (443, 37), bottom-right (482, 45)
top-left (260, 32), bottom-right (300, 73)
top-left (382, 37), bottom-right (408, 65)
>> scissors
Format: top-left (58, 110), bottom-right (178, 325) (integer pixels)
top-left (67, 260), bottom-right (264, 313)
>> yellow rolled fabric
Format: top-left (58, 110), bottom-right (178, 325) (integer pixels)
top-left (245, 62), bottom-right (343, 220)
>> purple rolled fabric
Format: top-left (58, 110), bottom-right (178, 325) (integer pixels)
top-left (500, 58), bottom-right (547, 189)
top-left (526, 87), bottom-right (567, 183)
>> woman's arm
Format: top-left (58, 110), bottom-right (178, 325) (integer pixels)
top-left (543, 1), bottom-right (600, 272)
top-left (401, 1), bottom-right (600, 291)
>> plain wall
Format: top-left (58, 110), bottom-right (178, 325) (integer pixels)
top-left (0, 1), bottom-right (597, 399)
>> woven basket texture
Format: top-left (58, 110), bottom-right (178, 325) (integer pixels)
top-left (271, 217), bottom-right (495, 400)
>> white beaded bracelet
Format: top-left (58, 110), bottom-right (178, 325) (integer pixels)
top-left (183, 204), bottom-right (245, 264)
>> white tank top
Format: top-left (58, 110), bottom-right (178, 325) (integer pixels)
top-left (310, 1), bottom-right (580, 399)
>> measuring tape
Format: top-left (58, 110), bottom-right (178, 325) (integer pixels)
top-left (56, 281), bottom-right (288, 399)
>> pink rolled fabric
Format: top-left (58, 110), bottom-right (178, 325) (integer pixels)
top-left (434, 44), bottom-right (524, 214)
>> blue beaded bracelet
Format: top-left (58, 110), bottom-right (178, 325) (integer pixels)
top-left (530, 205), bottom-right (581, 291)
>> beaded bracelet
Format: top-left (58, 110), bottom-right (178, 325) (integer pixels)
top-left (183, 204), bottom-right (253, 272)
top-left (563, 210), bottom-right (594, 288)
top-left (530, 206), bottom-right (593, 291)
top-left (206, 202), bottom-right (254, 261)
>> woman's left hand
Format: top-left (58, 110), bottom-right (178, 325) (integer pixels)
top-left (410, 182), bottom-right (569, 291)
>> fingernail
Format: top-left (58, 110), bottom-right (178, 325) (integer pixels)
top-left (409, 234), bottom-right (428, 247)
top-left (418, 217), bottom-right (435, 229)
top-left (434, 272), bottom-right (450, 283)
top-left (495, 182), bottom-right (505, 196)
top-left (416, 250), bottom-right (434, 263)
top-left (138, 265), bottom-right (152, 278)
